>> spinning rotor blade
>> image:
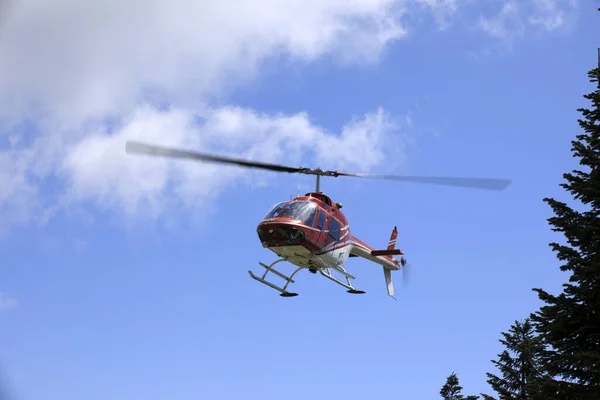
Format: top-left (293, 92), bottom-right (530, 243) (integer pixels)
top-left (125, 141), bottom-right (303, 173)
top-left (402, 262), bottom-right (411, 288)
top-left (125, 141), bottom-right (510, 191)
top-left (335, 172), bottom-right (511, 191)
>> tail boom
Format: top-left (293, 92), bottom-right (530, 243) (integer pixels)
top-left (349, 238), bottom-right (400, 270)
top-left (349, 226), bottom-right (402, 269)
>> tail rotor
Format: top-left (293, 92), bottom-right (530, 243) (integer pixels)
top-left (400, 257), bottom-right (411, 287)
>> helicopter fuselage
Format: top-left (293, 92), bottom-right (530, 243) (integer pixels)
top-left (256, 192), bottom-right (396, 273)
top-left (257, 217), bottom-right (351, 271)
top-left (256, 193), bottom-right (350, 270)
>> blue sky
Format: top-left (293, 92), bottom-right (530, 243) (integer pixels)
top-left (1, 1), bottom-right (599, 399)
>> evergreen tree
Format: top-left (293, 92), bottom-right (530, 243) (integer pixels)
top-left (441, 373), bottom-right (463, 400)
top-left (440, 372), bottom-right (479, 400)
top-left (482, 319), bottom-right (546, 399)
top-left (529, 44), bottom-right (600, 399)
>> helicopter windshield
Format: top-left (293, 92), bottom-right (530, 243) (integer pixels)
top-left (264, 201), bottom-right (318, 226)
top-left (263, 202), bottom-right (287, 219)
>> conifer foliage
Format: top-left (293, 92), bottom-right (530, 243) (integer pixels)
top-left (482, 319), bottom-right (546, 399)
top-left (440, 372), bottom-right (479, 400)
top-left (530, 45), bottom-right (600, 399)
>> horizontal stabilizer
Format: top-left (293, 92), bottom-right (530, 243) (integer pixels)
top-left (371, 249), bottom-right (403, 256)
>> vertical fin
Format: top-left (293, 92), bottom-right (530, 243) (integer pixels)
top-left (384, 268), bottom-right (397, 300)
top-left (387, 226), bottom-right (398, 251)
top-left (385, 227), bottom-right (399, 300)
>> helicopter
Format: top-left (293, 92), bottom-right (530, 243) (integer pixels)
top-left (125, 140), bottom-right (511, 299)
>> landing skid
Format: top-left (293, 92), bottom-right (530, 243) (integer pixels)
top-left (347, 289), bottom-right (366, 294)
top-left (248, 259), bottom-right (302, 297)
top-left (319, 264), bottom-right (366, 294)
top-left (248, 257), bottom-right (366, 297)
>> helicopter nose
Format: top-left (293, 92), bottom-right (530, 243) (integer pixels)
top-left (257, 223), bottom-right (305, 246)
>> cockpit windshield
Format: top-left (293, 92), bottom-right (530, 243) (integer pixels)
top-left (263, 201), bottom-right (318, 226)
top-left (263, 202), bottom-right (287, 219)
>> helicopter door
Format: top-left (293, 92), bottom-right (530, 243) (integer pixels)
top-left (328, 217), bottom-right (341, 245)
top-left (314, 210), bottom-right (327, 246)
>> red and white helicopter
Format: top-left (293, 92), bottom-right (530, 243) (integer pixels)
top-left (125, 141), bottom-right (510, 299)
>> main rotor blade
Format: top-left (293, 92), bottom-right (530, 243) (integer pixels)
top-left (125, 141), bottom-right (511, 190)
top-left (125, 141), bottom-right (303, 173)
top-left (335, 172), bottom-right (511, 190)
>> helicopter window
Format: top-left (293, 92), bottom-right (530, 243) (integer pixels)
top-left (263, 201), bottom-right (287, 219)
top-left (316, 211), bottom-right (326, 230)
top-left (329, 218), bottom-right (341, 241)
top-left (278, 201), bottom-right (318, 226)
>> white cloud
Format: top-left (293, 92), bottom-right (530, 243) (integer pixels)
top-left (528, 0), bottom-right (574, 31)
top-left (478, 0), bottom-right (577, 42)
top-left (0, 293), bottom-right (17, 311)
top-left (60, 105), bottom-right (407, 220)
top-left (478, 1), bottom-right (523, 40)
top-left (415, 0), bottom-right (464, 28)
top-left (1, 103), bottom-right (410, 229)
top-left (0, 0), bottom-right (411, 124)
top-left (0, 0), bottom-right (430, 230)
top-left (0, 0), bottom-right (575, 232)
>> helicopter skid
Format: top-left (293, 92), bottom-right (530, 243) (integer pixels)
top-left (318, 264), bottom-right (365, 294)
top-left (248, 254), bottom-right (365, 296)
top-left (248, 258), bottom-right (303, 297)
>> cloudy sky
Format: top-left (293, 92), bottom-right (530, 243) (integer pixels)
top-left (1, 1), bottom-right (599, 399)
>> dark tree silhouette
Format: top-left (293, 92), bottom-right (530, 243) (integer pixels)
top-left (441, 372), bottom-right (479, 400)
top-left (530, 44), bottom-right (600, 399)
top-left (482, 319), bottom-right (546, 399)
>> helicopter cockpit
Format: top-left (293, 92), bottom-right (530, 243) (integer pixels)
top-left (263, 200), bottom-right (318, 226)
